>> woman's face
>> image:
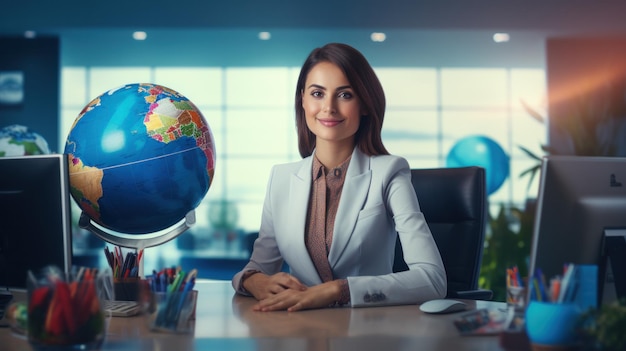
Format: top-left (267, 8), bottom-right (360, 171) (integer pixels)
top-left (302, 61), bottom-right (362, 148)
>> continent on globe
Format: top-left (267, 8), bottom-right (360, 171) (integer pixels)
top-left (142, 87), bottom-right (213, 164)
top-left (64, 83), bottom-right (216, 243)
top-left (66, 155), bottom-right (104, 223)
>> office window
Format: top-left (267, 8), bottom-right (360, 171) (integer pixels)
top-left (441, 110), bottom-right (510, 151)
top-left (377, 68), bottom-right (441, 168)
top-left (61, 67), bottom-right (87, 106)
top-left (59, 67), bottom-right (87, 149)
top-left (221, 67), bottom-right (299, 234)
top-left (508, 69), bottom-right (548, 200)
top-left (441, 68), bottom-right (508, 107)
top-left (382, 110), bottom-right (441, 167)
top-left (375, 68), bottom-right (439, 107)
top-left (225, 109), bottom-right (294, 157)
top-left (153, 67), bottom-right (223, 107)
top-left (89, 67), bottom-right (152, 97)
top-left (510, 69), bottom-right (548, 160)
top-left (225, 68), bottom-right (293, 107)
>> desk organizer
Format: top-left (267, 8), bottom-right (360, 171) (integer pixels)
top-left (143, 289), bottom-right (198, 333)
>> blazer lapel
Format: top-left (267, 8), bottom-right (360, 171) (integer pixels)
top-left (287, 156), bottom-right (322, 284)
top-left (328, 148), bottom-right (371, 268)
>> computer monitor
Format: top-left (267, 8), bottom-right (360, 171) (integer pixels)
top-left (0, 154), bottom-right (73, 290)
top-left (528, 155), bottom-right (626, 305)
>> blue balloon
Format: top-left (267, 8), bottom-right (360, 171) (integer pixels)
top-left (446, 135), bottom-right (510, 195)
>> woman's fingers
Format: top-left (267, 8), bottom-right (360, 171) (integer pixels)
top-left (271, 273), bottom-right (307, 291)
top-left (270, 285), bottom-right (286, 294)
top-left (253, 281), bottom-right (341, 312)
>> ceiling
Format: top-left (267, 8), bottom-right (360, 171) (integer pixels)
top-left (2, 0), bottom-right (626, 35)
top-left (3, 1), bottom-right (626, 68)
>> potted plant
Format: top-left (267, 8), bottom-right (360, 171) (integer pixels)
top-left (578, 299), bottom-right (626, 351)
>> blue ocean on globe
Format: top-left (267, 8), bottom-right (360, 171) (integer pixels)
top-left (446, 135), bottom-right (509, 195)
top-left (64, 83), bottom-right (216, 236)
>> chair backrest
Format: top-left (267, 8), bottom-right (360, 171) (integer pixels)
top-left (393, 166), bottom-right (488, 297)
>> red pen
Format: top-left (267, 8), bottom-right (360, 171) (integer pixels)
top-left (136, 249), bottom-right (144, 267)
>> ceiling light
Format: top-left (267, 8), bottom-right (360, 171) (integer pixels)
top-left (258, 32), bottom-right (271, 40)
top-left (493, 33), bottom-right (510, 43)
top-left (133, 31), bottom-right (147, 41)
top-left (370, 32), bottom-right (386, 42)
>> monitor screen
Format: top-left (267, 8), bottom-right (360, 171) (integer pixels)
top-left (0, 154), bottom-right (72, 290)
top-left (528, 155), bottom-right (626, 305)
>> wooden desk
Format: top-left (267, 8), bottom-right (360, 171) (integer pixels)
top-left (1, 280), bottom-right (507, 351)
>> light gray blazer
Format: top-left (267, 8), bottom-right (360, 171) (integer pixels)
top-left (232, 147), bottom-right (447, 307)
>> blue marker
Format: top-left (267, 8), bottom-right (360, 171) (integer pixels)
top-left (159, 273), bottom-right (166, 292)
top-left (175, 277), bottom-right (196, 322)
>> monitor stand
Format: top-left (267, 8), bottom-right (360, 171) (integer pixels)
top-left (601, 229), bottom-right (626, 305)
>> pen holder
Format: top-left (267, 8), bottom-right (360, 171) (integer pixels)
top-left (113, 278), bottom-right (142, 301)
top-left (26, 266), bottom-right (113, 349)
top-left (143, 289), bottom-right (198, 334)
top-left (525, 301), bottom-right (582, 350)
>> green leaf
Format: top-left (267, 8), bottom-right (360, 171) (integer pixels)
top-left (520, 100), bottom-right (545, 124)
top-left (518, 145), bottom-right (542, 161)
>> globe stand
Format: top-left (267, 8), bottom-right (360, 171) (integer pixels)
top-left (78, 210), bottom-right (196, 250)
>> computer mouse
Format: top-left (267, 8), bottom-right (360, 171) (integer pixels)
top-left (419, 299), bottom-right (467, 314)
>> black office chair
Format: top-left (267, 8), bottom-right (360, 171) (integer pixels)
top-left (393, 166), bottom-right (493, 300)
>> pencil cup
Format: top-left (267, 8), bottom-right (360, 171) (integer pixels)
top-left (525, 301), bottom-right (582, 351)
top-left (143, 289), bottom-right (198, 334)
top-left (113, 278), bottom-right (141, 301)
top-left (506, 286), bottom-right (526, 311)
top-left (26, 266), bottom-right (113, 350)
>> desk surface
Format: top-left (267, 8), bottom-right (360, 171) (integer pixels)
top-left (1, 280), bottom-right (508, 351)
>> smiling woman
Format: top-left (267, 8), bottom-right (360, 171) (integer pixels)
top-left (301, 61), bottom-right (363, 162)
top-left (232, 43), bottom-right (447, 311)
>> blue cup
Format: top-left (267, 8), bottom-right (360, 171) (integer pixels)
top-left (525, 301), bottom-right (582, 347)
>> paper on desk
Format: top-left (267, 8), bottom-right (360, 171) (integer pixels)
top-left (453, 308), bottom-right (508, 336)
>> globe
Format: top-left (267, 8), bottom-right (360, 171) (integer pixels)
top-left (0, 124), bottom-right (50, 156)
top-left (64, 83), bottom-right (215, 246)
top-left (446, 135), bottom-right (509, 195)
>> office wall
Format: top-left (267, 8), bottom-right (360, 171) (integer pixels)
top-left (547, 37), bottom-right (626, 156)
top-left (0, 36), bottom-right (60, 153)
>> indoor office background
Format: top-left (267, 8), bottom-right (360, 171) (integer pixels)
top-left (56, 29), bottom-right (546, 276)
top-left (2, 1), bottom-right (626, 291)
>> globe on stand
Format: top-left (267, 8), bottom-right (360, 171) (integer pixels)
top-left (446, 135), bottom-right (509, 195)
top-left (64, 83), bottom-right (216, 248)
top-left (0, 124), bottom-right (50, 156)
